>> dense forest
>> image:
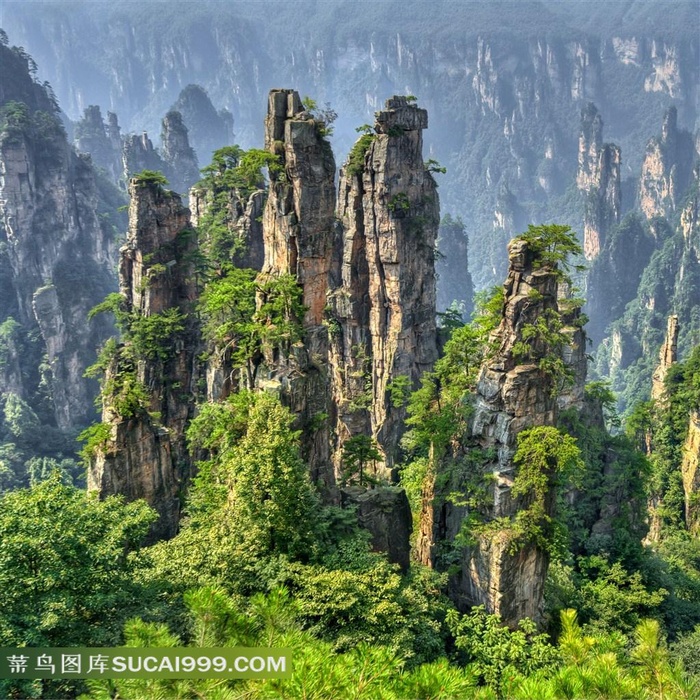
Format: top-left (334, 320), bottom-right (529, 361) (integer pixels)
top-left (0, 2), bottom-right (700, 699)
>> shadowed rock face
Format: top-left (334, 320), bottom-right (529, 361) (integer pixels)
top-left (341, 486), bottom-right (413, 572)
top-left (0, 44), bottom-right (118, 429)
top-left (418, 237), bottom-right (565, 627)
top-left (330, 96), bottom-right (439, 478)
top-left (639, 106), bottom-right (697, 222)
top-left (256, 89), bottom-right (338, 491)
top-left (576, 103), bottom-right (621, 260)
top-left (160, 110), bottom-right (200, 196)
top-left (88, 179), bottom-right (199, 541)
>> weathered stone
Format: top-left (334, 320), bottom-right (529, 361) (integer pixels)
top-left (88, 179), bottom-right (199, 541)
top-left (681, 411), bottom-right (700, 535)
top-left (651, 315), bottom-right (679, 402)
top-left (257, 89), bottom-right (337, 490)
top-left (419, 236), bottom-right (565, 627)
top-left (576, 103), bottom-right (621, 260)
top-left (330, 96), bottom-right (439, 479)
top-left (639, 106), bottom-right (697, 221)
top-left (0, 87), bottom-right (117, 429)
top-left (160, 110), bottom-right (200, 196)
top-left (341, 485), bottom-right (413, 571)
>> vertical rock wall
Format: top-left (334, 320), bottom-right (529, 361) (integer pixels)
top-left (88, 179), bottom-right (199, 540)
top-left (419, 238), bottom-right (564, 626)
top-left (651, 314), bottom-right (679, 402)
top-left (639, 106), bottom-right (697, 221)
top-left (257, 89), bottom-right (337, 489)
top-left (576, 103), bottom-right (621, 260)
top-left (330, 96), bottom-right (439, 474)
top-left (0, 98), bottom-right (116, 428)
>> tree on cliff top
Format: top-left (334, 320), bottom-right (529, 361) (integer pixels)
top-left (516, 224), bottom-right (584, 282)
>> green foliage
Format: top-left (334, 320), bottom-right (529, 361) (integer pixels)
top-left (0, 317), bottom-right (20, 369)
top-left (346, 132), bottom-right (375, 176)
top-left (386, 374), bottom-right (411, 409)
top-left (473, 427), bottom-right (584, 554)
top-left (77, 422), bottom-right (112, 464)
top-left (132, 169), bottom-right (169, 186)
top-left (447, 605), bottom-right (559, 691)
top-left (0, 474), bottom-right (156, 649)
top-left (387, 192), bottom-right (410, 213)
top-left (341, 434), bottom-right (383, 487)
top-left (425, 158), bottom-right (447, 174)
top-left (515, 223), bottom-right (584, 283)
top-left (128, 308), bottom-right (186, 362)
top-left (302, 96), bottom-right (337, 137)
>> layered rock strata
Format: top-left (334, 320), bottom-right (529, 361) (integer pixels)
top-left (257, 89), bottom-right (337, 489)
top-left (576, 103), bottom-right (621, 260)
top-left (88, 179), bottom-right (199, 540)
top-left (330, 96), bottom-right (439, 476)
top-left (419, 237), bottom-right (564, 626)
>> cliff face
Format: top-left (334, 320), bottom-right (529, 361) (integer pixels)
top-left (88, 179), bottom-right (199, 540)
top-left (681, 411), bottom-right (700, 536)
top-left (74, 105), bottom-right (122, 182)
top-left (159, 111), bottom-right (200, 196)
top-left (460, 238), bottom-right (560, 624)
top-left (639, 106), bottom-right (697, 221)
top-left (8, 2), bottom-right (698, 295)
top-left (436, 214), bottom-right (474, 320)
top-left (418, 237), bottom-right (565, 626)
top-left (257, 89), bottom-right (337, 489)
top-left (330, 96), bottom-right (439, 474)
top-left (0, 43), bottom-right (118, 430)
top-left (651, 315), bottom-right (679, 402)
top-left (576, 103), bottom-right (621, 260)
top-left (122, 132), bottom-right (167, 183)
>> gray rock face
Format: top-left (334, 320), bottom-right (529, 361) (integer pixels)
top-left (0, 76), bottom-right (117, 429)
top-left (418, 237), bottom-right (565, 626)
top-left (341, 485), bottom-right (413, 571)
top-left (257, 89), bottom-right (337, 491)
top-left (122, 132), bottom-right (168, 183)
top-left (88, 179), bottom-right (199, 540)
top-left (576, 103), bottom-right (621, 260)
top-left (330, 96), bottom-right (439, 477)
top-left (639, 106), bottom-right (697, 221)
top-left (160, 110), bottom-right (200, 196)
top-left (74, 105), bottom-right (123, 182)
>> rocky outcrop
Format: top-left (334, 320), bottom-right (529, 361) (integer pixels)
top-left (171, 84), bottom-right (234, 164)
top-left (341, 485), bottom-right (412, 571)
top-left (88, 178), bottom-right (199, 540)
top-left (681, 411), bottom-right (700, 535)
top-left (122, 132), bottom-right (168, 182)
top-left (585, 213), bottom-right (658, 346)
top-left (576, 103), bottom-right (621, 260)
top-left (189, 188), bottom-right (265, 273)
top-left (651, 315), bottom-right (679, 402)
top-left (329, 96), bottom-right (439, 477)
top-left (0, 42), bottom-right (118, 430)
top-left (74, 105), bottom-right (122, 182)
top-left (639, 106), bottom-right (697, 221)
top-left (256, 89), bottom-right (337, 489)
top-left (419, 237), bottom-right (564, 626)
top-left (160, 110), bottom-right (200, 196)
top-left (436, 214), bottom-right (474, 320)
